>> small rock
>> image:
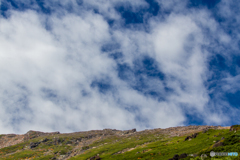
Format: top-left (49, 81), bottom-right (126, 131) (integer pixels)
top-left (66, 141), bottom-right (73, 144)
top-left (202, 129), bottom-right (208, 133)
top-left (41, 138), bottom-right (49, 143)
top-left (201, 154), bottom-right (207, 159)
top-left (193, 154), bottom-right (198, 157)
top-left (89, 155), bottom-right (101, 160)
top-left (95, 156), bottom-right (101, 160)
top-left (192, 133), bottom-right (198, 138)
top-left (213, 141), bottom-right (224, 148)
top-left (66, 151), bottom-right (72, 155)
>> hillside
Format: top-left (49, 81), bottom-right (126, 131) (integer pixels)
top-left (0, 125), bottom-right (239, 160)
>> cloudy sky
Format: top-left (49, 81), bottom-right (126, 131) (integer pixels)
top-left (0, 0), bottom-right (239, 134)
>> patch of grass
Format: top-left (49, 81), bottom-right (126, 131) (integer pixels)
top-left (7, 150), bottom-right (35, 159)
top-left (34, 155), bottom-right (55, 160)
top-left (0, 142), bottom-right (27, 155)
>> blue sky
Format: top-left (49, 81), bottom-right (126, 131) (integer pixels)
top-left (0, 0), bottom-right (239, 134)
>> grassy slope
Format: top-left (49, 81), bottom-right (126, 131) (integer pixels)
top-left (0, 127), bottom-right (240, 160)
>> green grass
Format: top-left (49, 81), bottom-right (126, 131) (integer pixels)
top-left (1, 127), bottom-right (240, 160)
top-left (70, 129), bottom-right (240, 160)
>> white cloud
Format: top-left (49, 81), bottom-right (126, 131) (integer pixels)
top-left (0, 0), bottom-right (239, 134)
top-left (0, 10), bottom-right (122, 133)
top-left (151, 13), bottom-right (209, 110)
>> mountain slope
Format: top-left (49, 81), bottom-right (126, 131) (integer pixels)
top-left (0, 125), bottom-right (239, 160)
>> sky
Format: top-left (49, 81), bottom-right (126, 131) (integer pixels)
top-left (0, 0), bottom-right (240, 134)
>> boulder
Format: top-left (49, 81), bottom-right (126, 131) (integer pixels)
top-left (192, 133), bottom-right (198, 138)
top-left (29, 142), bottom-right (40, 149)
top-left (179, 153), bottom-right (187, 159)
top-left (185, 136), bottom-right (191, 141)
top-left (185, 133), bottom-right (198, 141)
top-left (173, 154), bottom-right (179, 160)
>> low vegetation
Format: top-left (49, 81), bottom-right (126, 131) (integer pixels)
top-left (0, 126), bottom-right (239, 160)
